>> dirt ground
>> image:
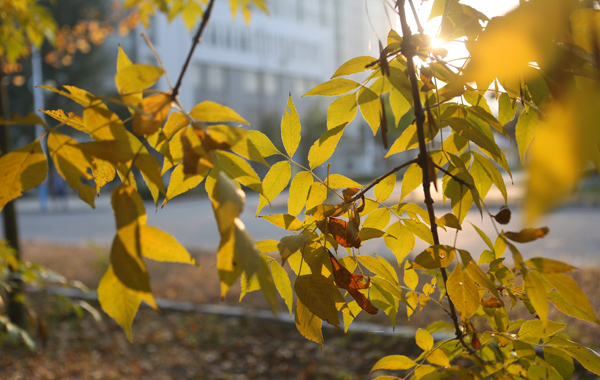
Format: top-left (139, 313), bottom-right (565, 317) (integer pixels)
top-left (1, 241), bottom-right (599, 379)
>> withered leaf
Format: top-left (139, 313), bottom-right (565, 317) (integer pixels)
top-left (505, 227), bottom-right (549, 243)
top-left (328, 217), bottom-right (361, 248)
top-left (329, 252), bottom-right (378, 315)
top-left (481, 296), bottom-right (501, 308)
top-left (342, 187), bottom-right (360, 201)
top-left (494, 206), bottom-right (511, 225)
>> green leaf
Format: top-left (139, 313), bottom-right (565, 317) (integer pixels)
top-left (115, 64), bottom-right (163, 94)
top-left (416, 328), bottom-right (434, 351)
top-left (400, 163), bottom-right (422, 201)
top-left (308, 124), bottom-right (346, 169)
top-left (281, 95), bottom-right (301, 158)
top-left (0, 140), bottom-right (47, 211)
top-left (332, 56), bottom-right (376, 78)
top-left (140, 225), bottom-right (197, 266)
top-left (370, 355), bottom-right (416, 372)
top-left (374, 174), bottom-right (396, 202)
top-left (303, 78), bottom-right (360, 97)
top-left (261, 214), bottom-right (303, 231)
top-left (358, 87), bottom-right (381, 135)
top-left (370, 277), bottom-right (404, 301)
top-left (327, 93), bottom-right (358, 129)
top-left (446, 263), bottom-right (479, 321)
top-left (189, 101), bottom-right (249, 124)
top-left (516, 109), bottom-right (540, 165)
top-left (257, 160), bottom-right (291, 214)
top-left (413, 245), bottom-right (456, 270)
top-left (288, 171), bottom-right (313, 216)
top-left (294, 274), bottom-right (343, 328)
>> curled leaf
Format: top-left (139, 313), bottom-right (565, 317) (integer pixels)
top-left (329, 252), bottom-right (378, 315)
top-left (505, 227), bottom-right (549, 243)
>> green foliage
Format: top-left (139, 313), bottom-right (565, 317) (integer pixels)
top-left (1, 0), bottom-right (600, 378)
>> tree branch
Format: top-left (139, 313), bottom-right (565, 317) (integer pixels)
top-left (171, 0), bottom-right (216, 100)
top-left (396, 0), bottom-right (476, 356)
top-left (347, 158), bottom-right (418, 203)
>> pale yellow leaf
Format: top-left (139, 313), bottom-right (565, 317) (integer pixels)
top-left (189, 101), bottom-right (248, 124)
top-left (281, 95), bottom-right (301, 158)
top-left (288, 170), bottom-right (313, 216)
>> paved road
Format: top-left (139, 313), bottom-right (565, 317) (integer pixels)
top-left (3, 190), bottom-right (599, 267)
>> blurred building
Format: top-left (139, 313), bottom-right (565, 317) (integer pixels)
top-left (135, 0), bottom-right (397, 176)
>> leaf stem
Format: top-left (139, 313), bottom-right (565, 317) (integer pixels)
top-left (348, 158), bottom-right (418, 203)
top-left (172, 0), bottom-right (216, 100)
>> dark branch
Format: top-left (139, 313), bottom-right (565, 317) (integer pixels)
top-left (348, 158), bottom-right (419, 203)
top-left (396, 0), bottom-right (477, 357)
top-left (172, 0), bottom-right (216, 100)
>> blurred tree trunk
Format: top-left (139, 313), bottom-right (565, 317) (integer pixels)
top-left (0, 72), bottom-right (26, 328)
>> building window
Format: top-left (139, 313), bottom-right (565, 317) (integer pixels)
top-left (242, 71), bottom-right (259, 94)
top-left (263, 73), bottom-right (278, 96)
top-left (190, 64), bottom-right (203, 92)
top-left (292, 77), bottom-right (306, 97)
top-left (206, 66), bottom-right (225, 91)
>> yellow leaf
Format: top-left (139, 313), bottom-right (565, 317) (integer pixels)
top-left (363, 208), bottom-right (390, 231)
top-left (110, 230), bottom-right (153, 294)
top-left (416, 328), bottom-right (434, 351)
top-left (281, 95), bottom-right (301, 158)
top-left (132, 93), bottom-right (171, 136)
top-left (308, 124), bottom-right (346, 169)
top-left (47, 133), bottom-right (95, 208)
top-left (357, 255), bottom-right (397, 285)
top-left (384, 221), bottom-right (415, 264)
top-left (40, 85), bottom-right (96, 107)
top-left (97, 265), bottom-right (155, 342)
top-left (295, 297), bottom-right (323, 346)
top-left (271, 259), bottom-right (293, 315)
top-left (0, 140), bottom-right (47, 211)
top-left (525, 258), bottom-right (576, 273)
top-left (215, 151), bottom-right (261, 193)
top-left (400, 163), bottom-right (422, 201)
top-left (91, 157), bottom-right (116, 195)
top-left (163, 112), bottom-right (189, 139)
top-left (358, 86), bottom-right (381, 135)
top-left (435, 213), bottom-right (461, 230)
top-left (326, 174), bottom-right (362, 189)
top-left (294, 274), bottom-right (343, 328)
top-left (446, 263), bottom-right (479, 321)
top-left (505, 227), bottom-right (549, 243)
top-left (41, 109), bottom-right (86, 132)
top-left (524, 271), bottom-right (549, 326)
top-left (163, 164), bottom-right (208, 207)
top-left (257, 160), bottom-right (291, 214)
top-left (413, 245), bottom-right (456, 270)
top-left (305, 182), bottom-right (328, 211)
top-left (140, 225), bottom-right (198, 266)
top-left (385, 123), bottom-right (419, 158)
top-left (543, 273), bottom-right (600, 325)
top-left (404, 260), bottom-right (419, 290)
top-left (327, 93), bottom-right (357, 130)
top-left (256, 240), bottom-right (279, 254)
top-left (244, 130), bottom-right (282, 157)
top-left (370, 355), bottom-right (416, 372)
top-left (427, 350), bottom-right (450, 367)
top-left (303, 78), bottom-right (360, 97)
top-left (82, 105), bottom-right (129, 141)
top-left (189, 101), bottom-right (248, 124)
top-left (331, 56), bottom-right (376, 78)
top-left (211, 171), bottom-right (245, 235)
top-left (260, 214), bottom-right (303, 230)
top-left (278, 234), bottom-right (312, 262)
top-left (373, 174), bottom-right (396, 202)
top-left (288, 170), bottom-right (313, 216)
top-left (115, 63), bottom-right (164, 94)
top-left (515, 110), bottom-right (540, 166)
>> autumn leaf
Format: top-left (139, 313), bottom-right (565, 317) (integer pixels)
top-left (505, 227), bottom-right (549, 243)
top-left (318, 217), bottom-right (361, 248)
top-left (329, 252), bottom-right (378, 315)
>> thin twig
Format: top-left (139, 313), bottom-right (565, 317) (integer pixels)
top-left (172, 0), bottom-right (216, 100)
top-left (396, 0), bottom-right (477, 357)
top-left (348, 158), bottom-right (419, 203)
top-left (407, 0), bottom-right (425, 34)
top-left (141, 32), bottom-right (174, 90)
top-left (432, 163), bottom-right (473, 189)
